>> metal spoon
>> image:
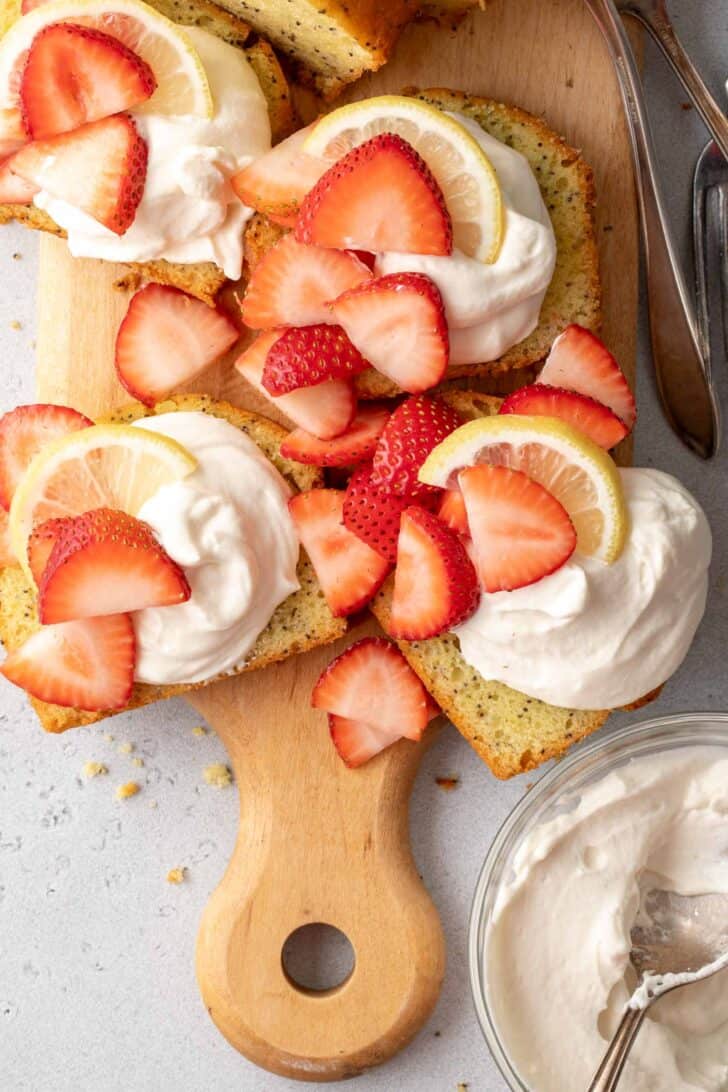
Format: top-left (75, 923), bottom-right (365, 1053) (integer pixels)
top-left (588, 884), bottom-right (728, 1091)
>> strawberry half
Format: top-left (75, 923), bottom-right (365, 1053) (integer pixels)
top-left (295, 133), bottom-right (453, 257)
top-left (342, 460), bottom-right (435, 564)
top-left (312, 636), bottom-right (431, 741)
top-left (389, 506), bottom-right (480, 640)
top-left (539, 324), bottom-right (637, 429)
top-left (20, 23), bottom-right (156, 140)
top-left (38, 508), bottom-right (191, 624)
top-left (459, 464), bottom-right (577, 593)
top-left (0, 403), bottom-right (92, 510)
top-left (438, 489), bottom-right (469, 536)
top-left (28, 516), bottom-right (74, 584)
top-left (0, 153), bottom-right (37, 204)
top-left (236, 331), bottom-right (356, 440)
top-left (1, 613), bottom-right (135, 711)
top-left (10, 115), bottom-right (148, 235)
top-left (371, 394), bottom-right (463, 498)
top-left (115, 284), bottom-right (239, 406)
top-left (261, 323), bottom-right (370, 394)
top-left (499, 383), bottom-right (629, 449)
top-left (288, 489), bottom-right (390, 617)
top-left (241, 234), bottom-right (371, 329)
top-left (280, 403), bottom-right (390, 467)
top-left (0, 509), bottom-right (17, 569)
top-left (231, 124), bottom-right (327, 219)
top-left (328, 691), bottom-right (440, 768)
top-left (332, 272), bottom-right (449, 393)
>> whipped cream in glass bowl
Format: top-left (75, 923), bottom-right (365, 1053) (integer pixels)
top-left (470, 714), bottom-right (728, 1092)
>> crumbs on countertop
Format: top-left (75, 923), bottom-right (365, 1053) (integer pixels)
top-left (203, 763), bottom-right (233, 789)
top-left (456, 1084), bottom-right (469, 1091)
top-left (12, 251), bottom-right (21, 260)
top-left (132, 757), bottom-right (144, 768)
top-left (166, 867), bottom-right (187, 885)
top-left (103, 733), bottom-right (114, 743)
top-left (9, 320), bottom-right (22, 330)
top-left (117, 741), bottom-right (135, 754)
top-left (115, 781), bottom-right (141, 801)
top-left (82, 761), bottom-right (108, 779)
top-left (435, 776), bottom-right (460, 791)
top-left (192, 726), bottom-right (208, 738)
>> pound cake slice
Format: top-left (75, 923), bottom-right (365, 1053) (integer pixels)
top-left (0, 394), bottom-right (347, 733)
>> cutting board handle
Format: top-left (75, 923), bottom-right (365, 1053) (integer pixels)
top-left (190, 634), bottom-right (446, 1083)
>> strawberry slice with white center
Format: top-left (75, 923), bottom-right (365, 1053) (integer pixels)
top-left (20, 23), bottom-right (157, 140)
top-left (0, 508), bottom-right (17, 569)
top-left (241, 234), bottom-right (371, 329)
top-left (371, 394), bottom-right (463, 497)
top-left (288, 489), bottom-right (390, 617)
top-left (115, 284), bottom-right (239, 406)
top-left (332, 272), bottom-right (449, 394)
top-left (343, 460), bottom-right (435, 564)
top-left (0, 153), bottom-right (38, 204)
top-left (280, 403), bottom-right (390, 467)
top-left (459, 464), bottom-right (577, 593)
top-left (437, 488), bottom-right (469, 536)
top-left (327, 714), bottom-right (402, 769)
top-left (231, 123), bottom-right (328, 219)
top-left (10, 115), bottom-right (148, 235)
top-left (261, 323), bottom-right (370, 394)
top-left (236, 331), bottom-right (356, 440)
top-left (1, 613), bottom-right (135, 711)
top-left (0, 403), bottom-right (92, 510)
top-left (28, 516), bottom-right (74, 584)
top-left (312, 636), bottom-right (431, 742)
top-left (38, 507), bottom-right (190, 624)
top-left (539, 324), bottom-right (637, 430)
top-left (295, 133), bottom-right (453, 256)
top-left (389, 505), bottom-right (480, 640)
top-left (499, 383), bottom-right (629, 449)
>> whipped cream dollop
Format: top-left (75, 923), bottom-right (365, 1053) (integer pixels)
top-left (484, 746), bottom-right (728, 1091)
top-left (375, 113), bottom-right (557, 365)
top-left (34, 28), bottom-right (271, 278)
top-left (455, 468), bottom-right (711, 709)
top-left (131, 412), bottom-right (299, 685)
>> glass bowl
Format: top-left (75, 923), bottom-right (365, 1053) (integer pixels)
top-left (468, 711), bottom-right (728, 1091)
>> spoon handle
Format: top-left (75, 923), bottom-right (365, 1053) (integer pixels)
top-left (587, 1006), bottom-right (647, 1092)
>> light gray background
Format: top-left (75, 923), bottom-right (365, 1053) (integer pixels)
top-left (1, 7), bottom-right (727, 1089)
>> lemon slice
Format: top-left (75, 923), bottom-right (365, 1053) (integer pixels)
top-left (304, 95), bottom-right (504, 263)
top-left (0, 0), bottom-right (213, 119)
top-left (419, 415), bottom-right (628, 563)
top-left (10, 423), bottom-right (197, 578)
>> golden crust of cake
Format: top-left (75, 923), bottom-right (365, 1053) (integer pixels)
top-left (0, 394), bottom-right (347, 734)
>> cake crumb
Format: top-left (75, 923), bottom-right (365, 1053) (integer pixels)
top-left (82, 761), bottom-right (108, 779)
top-left (149, 800), bottom-right (158, 810)
top-left (203, 763), bottom-right (233, 789)
top-left (117, 741), bottom-right (134, 754)
top-left (435, 776), bottom-right (460, 791)
top-left (456, 1084), bottom-right (469, 1091)
top-left (12, 251), bottom-right (21, 260)
top-left (9, 320), bottom-right (21, 330)
top-left (103, 733), bottom-right (115, 743)
top-left (192, 726), bottom-right (208, 738)
top-left (131, 757), bottom-right (144, 768)
top-left (115, 781), bottom-right (141, 801)
top-left (166, 867), bottom-right (187, 885)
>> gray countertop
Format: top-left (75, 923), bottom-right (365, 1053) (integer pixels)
top-left (2, 6), bottom-right (728, 1089)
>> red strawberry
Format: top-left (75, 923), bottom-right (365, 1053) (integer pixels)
top-left (459, 464), bottom-right (577, 593)
top-left (295, 133), bottom-right (452, 256)
top-left (241, 234), bottom-right (371, 329)
top-left (389, 506), bottom-right (480, 640)
top-left (236, 331), bottom-right (356, 440)
top-left (0, 154), bottom-right (37, 204)
top-left (288, 489), bottom-right (390, 617)
top-left (10, 115), bottom-right (148, 235)
top-left (38, 508), bottom-right (190, 624)
top-left (371, 394), bottom-right (463, 498)
top-left (0, 403), bottom-right (92, 510)
top-left (499, 383), bottom-right (629, 449)
top-left (438, 489), bottom-right (469, 536)
top-left (20, 23), bottom-right (156, 140)
top-left (115, 284), bottom-right (239, 406)
top-left (312, 636), bottom-right (431, 741)
top-left (28, 516), bottom-right (74, 584)
top-left (231, 123), bottom-right (327, 218)
top-left (332, 273), bottom-right (449, 393)
top-left (343, 461), bottom-right (425, 564)
top-left (1, 613), bottom-right (135, 711)
top-left (280, 403), bottom-right (390, 467)
top-left (262, 323), bottom-right (370, 394)
top-left (327, 714), bottom-right (403, 768)
top-left (0, 508), bottom-right (17, 568)
top-left (539, 325), bottom-right (637, 429)
top-left (21, 0), bottom-right (48, 11)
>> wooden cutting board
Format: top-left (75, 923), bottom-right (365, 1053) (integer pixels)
top-left (34, 0), bottom-right (638, 1081)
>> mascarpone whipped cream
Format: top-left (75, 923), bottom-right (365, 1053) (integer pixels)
top-left (484, 747), bottom-right (728, 1091)
top-left (34, 28), bottom-right (271, 279)
top-left (375, 113), bottom-right (557, 365)
top-left (455, 468), bottom-right (711, 709)
top-left (131, 412), bottom-right (299, 685)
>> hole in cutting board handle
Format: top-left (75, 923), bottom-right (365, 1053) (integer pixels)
top-left (282, 923), bottom-right (356, 995)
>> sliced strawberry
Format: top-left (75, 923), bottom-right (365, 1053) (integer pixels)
top-left (241, 234), bottom-right (371, 330)
top-left (38, 508), bottom-right (190, 624)
top-left (343, 461), bottom-right (421, 564)
top-left (236, 331), bottom-right (356, 440)
top-left (280, 404), bottom-right (390, 467)
top-left (0, 508), bottom-right (17, 568)
top-left (328, 714), bottom-right (402, 768)
top-left (499, 383), bottom-right (629, 449)
top-left (0, 153), bottom-right (37, 204)
top-left (312, 636), bottom-right (431, 741)
top-left (10, 115), bottom-right (147, 235)
top-left (295, 133), bottom-right (452, 256)
top-left (21, 0), bottom-right (48, 11)
top-left (231, 123), bottom-right (327, 218)
top-left (539, 325), bottom-right (637, 429)
top-left (28, 516), bottom-right (74, 584)
top-left (115, 284), bottom-right (238, 406)
top-left (1, 613), bottom-right (135, 711)
top-left (332, 272), bottom-right (449, 394)
top-left (438, 489), bottom-right (469, 536)
top-left (20, 23), bottom-right (156, 140)
top-left (262, 323), bottom-right (370, 395)
top-left (459, 464), bottom-right (577, 593)
top-left (389, 506), bottom-right (479, 640)
top-left (0, 403), bottom-right (92, 510)
top-left (288, 489), bottom-right (390, 617)
top-left (371, 394), bottom-right (462, 497)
